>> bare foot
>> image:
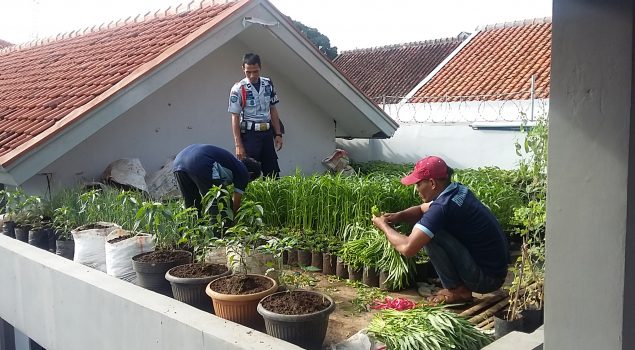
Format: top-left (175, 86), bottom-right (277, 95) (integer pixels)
top-left (426, 286), bottom-right (473, 305)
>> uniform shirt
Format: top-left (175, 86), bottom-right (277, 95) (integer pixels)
top-left (415, 182), bottom-right (510, 278)
top-left (228, 77), bottom-right (279, 122)
top-left (172, 144), bottom-right (249, 194)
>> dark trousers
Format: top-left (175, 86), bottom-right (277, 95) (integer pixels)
top-left (424, 230), bottom-right (506, 293)
top-left (241, 129), bottom-right (280, 178)
top-left (173, 170), bottom-right (218, 214)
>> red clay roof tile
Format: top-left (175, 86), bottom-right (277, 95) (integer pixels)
top-left (0, 0), bottom-right (243, 164)
top-left (411, 18), bottom-right (551, 103)
top-left (333, 36), bottom-right (467, 104)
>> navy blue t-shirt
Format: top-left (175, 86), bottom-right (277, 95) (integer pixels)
top-left (416, 183), bottom-right (510, 278)
top-left (172, 144), bottom-right (249, 193)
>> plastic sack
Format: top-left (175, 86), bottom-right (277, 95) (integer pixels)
top-left (322, 149), bottom-right (356, 176)
top-left (72, 222), bottom-right (120, 272)
top-left (105, 229), bottom-right (155, 281)
top-left (330, 330), bottom-right (386, 350)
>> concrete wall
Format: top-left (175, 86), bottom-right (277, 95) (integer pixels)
top-left (21, 39), bottom-right (335, 194)
top-left (0, 235), bottom-right (301, 350)
top-left (548, 0), bottom-right (634, 349)
top-left (338, 123), bottom-right (526, 169)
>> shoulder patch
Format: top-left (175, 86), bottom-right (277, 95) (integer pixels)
top-left (230, 95), bottom-right (238, 103)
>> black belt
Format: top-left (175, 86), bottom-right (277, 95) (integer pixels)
top-left (241, 121), bottom-right (270, 131)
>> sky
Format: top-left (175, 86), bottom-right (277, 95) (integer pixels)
top-left (0, 0), bottom-right (552, 51)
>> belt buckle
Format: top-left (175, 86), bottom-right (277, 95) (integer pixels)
top-left (255, 122), bottom-right (268, 131)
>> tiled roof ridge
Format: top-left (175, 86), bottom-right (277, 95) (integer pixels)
top-left (339, 32), bottom-right (470, 54)
top-left (0, 0), bottom-right (236, 55)
top-left (476, 17), bottom-right (552, 31)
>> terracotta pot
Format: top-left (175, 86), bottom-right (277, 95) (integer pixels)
top-left (206, 274), bottom-right (278, 330)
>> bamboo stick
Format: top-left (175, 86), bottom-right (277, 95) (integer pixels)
top-left (459, 294), bottom-right (506, 317)
top-left (477, 317), bottom-right (493, 328)
top-left (468, 298), bottom-right (509, 324)
top-left (481, 320), bottom-right (495, 330)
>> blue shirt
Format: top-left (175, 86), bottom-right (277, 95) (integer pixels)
top-left (172, 144), bottom-right (249, 193)
top-left (228, 77), bottom-right (279, 122)
top-left (415, 182), bottom-right (510, 277)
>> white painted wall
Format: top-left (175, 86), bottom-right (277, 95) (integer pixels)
top-left (338, 98), bottom-right (548, 169)
top-left (0, 236), bottom-right (302, 350)
top-left (21, 39), bottom-right (335, 194)
top-left (338, 123), bottom-right (526, 169)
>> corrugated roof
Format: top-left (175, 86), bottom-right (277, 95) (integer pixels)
top-left (0, 0), bottom-right (243, 165)
top-left (334, 35), bottom-right (466, 104)
top-left (0, 39), bottom-right (12, 48)
top-left (411, 18), bottom-right (551, 103)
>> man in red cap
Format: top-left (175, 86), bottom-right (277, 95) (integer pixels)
top-left (372, 156), bottom-right (510, 304)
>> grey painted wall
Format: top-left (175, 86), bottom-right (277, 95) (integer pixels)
top-left (0, 236), bottom-right (301, 350)
top-left (21, 40), bottom-right (335, 194)
top-left (548, 0), bottom-right (633, 349)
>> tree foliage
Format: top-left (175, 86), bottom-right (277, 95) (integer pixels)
top-left (290, 18), bottom-right (338, 60)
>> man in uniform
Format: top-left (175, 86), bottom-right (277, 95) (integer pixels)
top-left (228, 53), bottom-right (283, 178)
top-left (372, 156), bottom-right (510, 304)
top-left (172, 144), bottom-right (261, 216)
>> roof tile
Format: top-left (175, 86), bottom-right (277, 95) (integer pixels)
top-left (0, 0), bottom-right (240, 162)
top-left (334, 36), bottom-right (467, 104)
top-left (411, 18), bottom-right (551, 102)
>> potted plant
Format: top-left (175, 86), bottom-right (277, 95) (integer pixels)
top-left (131, 200), bottom-right (192, 297)
top-left (165, 206), bottom-right (230, 312)
top-left (257, 270), bottom-right (335, 350)
top-left (205, 200), bottom-right (277, 329)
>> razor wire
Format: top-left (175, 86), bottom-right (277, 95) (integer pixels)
top-left (374, 89), bottom-right (549, 124)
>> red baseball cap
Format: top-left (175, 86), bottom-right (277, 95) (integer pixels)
top-left (401, 156), bottom-right (449, 185)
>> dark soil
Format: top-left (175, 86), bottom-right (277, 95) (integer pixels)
top-left (134, 250), bottom-right (191, 263)
top-left (107, 234), bottom-right (132, 244)
top-left (209, 274), bottom-right (273, 295)
top-left (261, 291), bottom-right (330, 315)
top-left (77, 223), bottom-right (111, 230)
top-left (170, 263), bottom-right (228, 278)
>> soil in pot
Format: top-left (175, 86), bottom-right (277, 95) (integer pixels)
top-left (107, 234), bottom-right (133, 244)
top-left (132, 250), bottom-right (193, 297)
top-left (260, 291), bottom-right (330, 315)
top-left (322, 253), bottom-right (337, 275)
top-left (258, 291), bottom-right (335, 350)
top-left (206, 274), bottom-right (278, 330)
top-left (166, 263), bottom-right (230, 313)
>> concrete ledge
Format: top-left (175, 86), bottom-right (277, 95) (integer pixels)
top-left (483, 326), bottom-right (544, 350)
top-left (0, 235), bottom-right (301, 350)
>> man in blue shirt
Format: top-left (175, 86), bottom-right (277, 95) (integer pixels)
top-left (372, 156), bottom-right (510, 304)
top-left (228, 53), bottom-right (283, 178)
top-left (173, 144), bottom-right (261, 215)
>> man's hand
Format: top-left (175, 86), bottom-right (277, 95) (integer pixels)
top-left (235, 145), bottom-right (246, 160)
top-left (274, 135), bottom-right (283, 151)
top-left (383, 212), bottom-right (401, 225)
top-left (372, 215), bottom-right (390, 231)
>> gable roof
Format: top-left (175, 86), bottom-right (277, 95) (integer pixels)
top-left (0, 0), bottom-right (397, 185)
top-left (410, 18), bottom-right (551, 103)
top-left (0, 39), bottom-right (12, 48)
top-left (334, 35), bottom-right (466, 104)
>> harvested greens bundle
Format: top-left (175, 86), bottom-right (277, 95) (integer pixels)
top-left (368, 306), bottom-right (492, 350)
